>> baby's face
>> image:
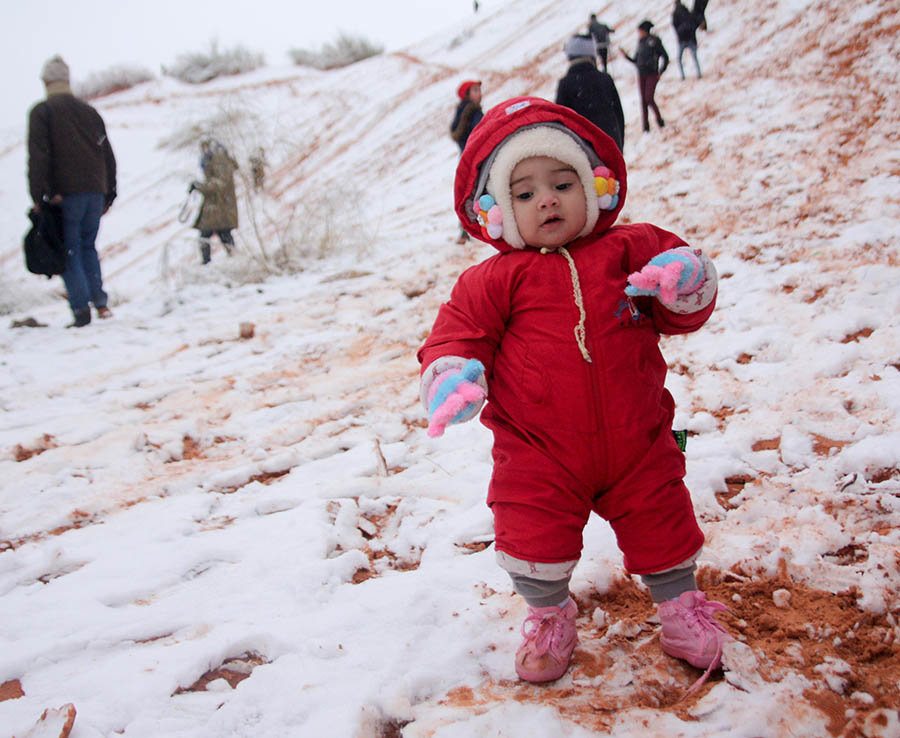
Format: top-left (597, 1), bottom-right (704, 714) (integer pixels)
top-left (510, 156), bottom-right (587, 250)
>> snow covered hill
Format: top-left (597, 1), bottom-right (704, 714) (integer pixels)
top-left (1, 0), bottom-right (899, 736)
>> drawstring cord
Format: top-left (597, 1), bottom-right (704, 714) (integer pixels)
top-left (541, 246), bottom-right (592, 363)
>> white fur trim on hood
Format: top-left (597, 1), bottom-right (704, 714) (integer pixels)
top-left (485, 125), bottom-right (600, 249)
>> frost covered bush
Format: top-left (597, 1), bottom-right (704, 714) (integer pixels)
top-left (162, 178), bottom-right (373, 290)
top-left (289, 33), bottom-right (383, 70)
top-left (163, 42), bottom-right (264, 84)
top-left (74, 65), bottom-right (155, 99)
top-left (267, 181), bottom-right (373, 268)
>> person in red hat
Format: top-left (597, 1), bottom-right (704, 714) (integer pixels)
top-left (450, 80), bottom-right (483, 152)
top-left (418, 97), bottom-right (730, 689)
top-left (449, 80), bottom-right (484, 243)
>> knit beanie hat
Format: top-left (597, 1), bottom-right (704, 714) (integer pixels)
top-left (482, 124), bottom-right (606, 249)
top-left (41, 55), bottom-right (70, 84)
top-left (564, 34), bottom-right (596, 61)
top-left (457, 80), bottom-right (480, 100)
top-left (638, 20), bottom-right (654, 33)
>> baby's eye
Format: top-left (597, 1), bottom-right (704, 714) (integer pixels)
top-left (556, 182), bottom-right (574, 192)
top-left (514, 191), bottom-right (533, 201)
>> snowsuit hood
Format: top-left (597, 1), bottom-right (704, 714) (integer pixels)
top-left (454, 96), bottom-right (627, 253)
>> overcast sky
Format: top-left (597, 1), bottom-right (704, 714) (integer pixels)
top-left (3, 0), bottom-right (483, 128)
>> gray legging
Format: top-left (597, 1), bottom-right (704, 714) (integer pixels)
top-left (509, 560), bottom-right (698, 608)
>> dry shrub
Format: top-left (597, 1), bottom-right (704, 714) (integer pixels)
top-left (288, 33), bottom-right (383, 70)
top-left (74, 65), bottom-right (155, 99)
top-left (163, 41), bottom-right (264, 84)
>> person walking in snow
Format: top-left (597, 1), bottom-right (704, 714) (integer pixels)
top-left (418, 97), bottom-right (730, 687)
top-left (621, 19), bottom-right (669, 133)
top-left (673, 0), bottom-right (702, 79)
top-left (556, 34), bottom-right (625, 152)
top-left (587, 14), bottom-right (614, 73)
top-left (449, 80), bottom-right (484, 244)
top-left (27, 55), bottom-right (117, 328)
top-left (191, 139), bottom-right (239, 264)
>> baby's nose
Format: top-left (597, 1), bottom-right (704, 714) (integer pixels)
top-left (538, 189), bottom-right (559, 207)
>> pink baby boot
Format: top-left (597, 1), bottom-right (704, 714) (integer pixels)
top-left (658, 590), bottom-right (732, 695)
top-left (515, 597), bottom-right (579, 682)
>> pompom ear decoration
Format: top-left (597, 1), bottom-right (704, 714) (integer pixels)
top-left (476, 194), bottom-right (503, 240)
top-left (593, 165), bottom-right (620, 211)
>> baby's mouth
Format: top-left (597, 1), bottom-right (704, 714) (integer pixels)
top-left (541, 215), bottom-right (562, 227)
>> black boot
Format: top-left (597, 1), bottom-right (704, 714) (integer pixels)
top-left (200, 240), bottom-right (211, 264)
top-left (67, 309), bottom-right (91, 328)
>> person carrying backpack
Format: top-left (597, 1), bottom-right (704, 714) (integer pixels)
top-left (449, 80), bottom-right (484, 243)
top-left (27, 56), bottom-right (117, 328)
top-left (450, 80), bottom-right (483, 153)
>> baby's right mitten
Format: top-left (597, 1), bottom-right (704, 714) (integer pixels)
top-left (424, 358), bottom-right (486, 438)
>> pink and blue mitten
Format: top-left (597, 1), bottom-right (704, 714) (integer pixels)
top-left (625, 247), bottom-right (705, 305)
top-left (426, 358), bottom-right (486, 438)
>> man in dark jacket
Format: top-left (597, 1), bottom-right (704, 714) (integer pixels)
top-left (621, 20), bottom-right (669, 133)
top-left (556, 34), bottom-right (625, 152)
top-left (28, 56), bottom-right (117, 327)
top-left (673, 0), bottom-right (702, 79)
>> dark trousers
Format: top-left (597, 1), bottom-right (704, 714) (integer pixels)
top-left (198, 229), bottom-right (234, 263)
top-left (638, 74), bottom-right (664, 131)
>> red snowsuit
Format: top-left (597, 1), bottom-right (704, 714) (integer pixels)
top-left (418, 98), bottom-right (713, 575)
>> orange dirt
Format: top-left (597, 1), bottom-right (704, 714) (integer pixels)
top-left (439, 570), bottom-right (899, 736)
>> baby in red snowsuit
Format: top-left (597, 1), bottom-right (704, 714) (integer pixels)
top-left (418, 97), bottom-right (730, 687)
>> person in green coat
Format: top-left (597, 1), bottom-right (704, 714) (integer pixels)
top-left (191, 139), bottom-right (238, 264)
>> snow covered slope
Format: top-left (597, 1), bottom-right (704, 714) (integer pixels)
top-left (1, 0), bottom-right (899, 736)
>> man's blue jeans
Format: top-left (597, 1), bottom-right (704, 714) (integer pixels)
top-left (678, 42), bottom-right (702, 79)
top-left (60, 192), bottom-right (107, 316)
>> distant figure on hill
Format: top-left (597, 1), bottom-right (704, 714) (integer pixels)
top-left (249, 147), bottom-right (267, 191)
top-left (621, 20), bottom-right (669, 133)
top-left (556, 34), bottom-right (625, 152)
top-left (587, 14), bottom-right (614, 73)
top-left (672, 0), bottom-right (702, 79)
top-left (191, 139), bottom-right (239, 264)
top-left (27, 55), bottom-right (117, 328)
top-left (450, 80), bottom-right (483, 153)
top-left (450, 80), bottom-right (484, 244)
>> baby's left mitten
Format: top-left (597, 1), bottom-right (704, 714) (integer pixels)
top-left (626, 247), bottom-right (706, 305)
